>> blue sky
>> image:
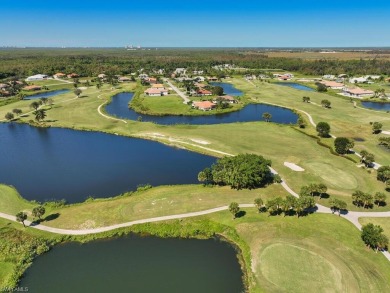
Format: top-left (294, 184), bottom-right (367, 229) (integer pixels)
top-left (1, 0), bottom-right (389, 47)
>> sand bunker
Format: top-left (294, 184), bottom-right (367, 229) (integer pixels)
top-left (284, 162), bottom-right (305, 172)
top-left (190, 139), bottom-right (210, 145)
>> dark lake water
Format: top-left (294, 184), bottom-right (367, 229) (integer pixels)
top-left (275, 82), bottom-right (315, 92)
top-left (105, 92), bottom-right (298, 125)
top-left (20, 235), bottom-right (244, 293)
top-left (0, 123), bottom-right (215, 203)
top-left (209, 82), bottom-right (243, 96)
top-left (361, 101), bottom-right (390, 111)
top-left (24, 89), bottom-right (70, 100)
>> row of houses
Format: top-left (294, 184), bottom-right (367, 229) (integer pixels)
top-left (319, 80), bottom-right (375, 98)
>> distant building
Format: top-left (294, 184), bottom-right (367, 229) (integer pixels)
top-left (214, 95), bottom-right (237, 104)
top-left (67, 73), bottom-right (79, 79)
top-left (197, 89), bottom-right (212, 96)
top-left (98, 74), bottom-right (107, 79)
top-left (118, 76), bottom-right (132, 82)
top-left (343, 87), bottom-right (374, 98)
top-left (144, 88), bottom-right (168, 96)
top-left (192, 101), bottom-right (216, 111)
top-left (54, 73), bottom-right (66, 78)
top-left (319, 80), bottom-right (345, 90)
top-left (26, 74), bottom-right (48, 81)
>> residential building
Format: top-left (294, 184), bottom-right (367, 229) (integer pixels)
top-left (192, 101), bottom-right (216, 111)
top-left (319, 80), bottom-right (345, 90)
top-left (26, 74), bottom-right (48, 81)
top-left (343, 87), bottom-right (374, 98)
top-left (144, 88), bottom-right (168, 96)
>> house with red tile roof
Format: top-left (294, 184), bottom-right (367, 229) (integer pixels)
top-left (197, 89), bottom-right (212, 96)
top-left (320, 80), bottom-right (345, 89)
top-left (214, 95), bottom-right (237, 103)
top-left (192, 101), bottom-right (216, 111)
top-left (144, 88), bottom-right (168, 96)
top-left (343, 87), bottom-right (374, 98)
top-left (67, 73), bottom-right (79, 78)
top-left (54, 73), bottom-right (66, 78)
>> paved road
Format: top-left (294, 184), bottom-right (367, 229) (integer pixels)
top-left (164, 78), bottom-right (190, 103)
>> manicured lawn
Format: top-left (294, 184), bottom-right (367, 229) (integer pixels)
top-left (0, 81), bottom-right (387, 211)
top-left (209, 210), bottom-right (390, 293)
top-left (0, 183), bottom-right (287, 229)
top-left (139, 95), bottom-right (192, 115)
top-left (233, 78), bottom-right (390, 165)
top-left (0, 185), bottom-right (34, 215)
top-left (359, 217), bottom-right (390, 239)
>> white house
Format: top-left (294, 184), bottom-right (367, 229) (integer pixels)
top-left (144, 88), bottom-right (168, 96)
top-left (322, 75), bottom-right (335, 80)
top-left (26, 74), bottom-right (48, 81)
top-left (349, 77), bottom-right (368, 84)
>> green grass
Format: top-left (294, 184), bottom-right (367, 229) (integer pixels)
top-left (209, 210), bottom-right (390, 293)
top-left (0, 80), bottom-right (388, 211)
top-left (0, 183), bottom-right (287, 229)
top-left (359, 217), bottom-right (390, 240)
top-left (235, 78), bottom-right (390, 165)
top-left (0, 185), bottom-right (35, 215)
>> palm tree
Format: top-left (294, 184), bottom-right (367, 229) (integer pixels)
top-left (254, 198), bottom-right (263, 212)
top-left (262, 112), bottom-right (272, 122)
top-left (32, 206), bottom-right (46, 220)
top-left (34, 109), bottom-right (47, 123)
top-left (16, 212), bottom-right (27, 227)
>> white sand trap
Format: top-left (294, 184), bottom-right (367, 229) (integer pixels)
top-left (78, 87), bottom-right (88, 90)
top-left (190, 139), bottom-right (210, 145)
top-left (382, 131), bottom-right (390, 135)
top-left (284, 162), bottom-right (305, 172)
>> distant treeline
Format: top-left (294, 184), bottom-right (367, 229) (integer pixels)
top-left (0, 48), bottom-right (389, 79)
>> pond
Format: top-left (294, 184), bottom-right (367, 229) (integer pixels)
top-left (105, 92), bottom-right (298, 125)
top-left (19, 235), bottom-right (244, 293)
top-left (361, 101), bottom-right (390, 111)
top-left (24, 89), bottom-right (70, 100)
top-left (0, 123), bottom-right (215, 203)
top-left (209, 82), bottom-right (243, 96)
top-left (275, 82), bottom-right (315, 92)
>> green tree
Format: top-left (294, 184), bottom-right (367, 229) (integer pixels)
top-left (374, 192), bottom-right (387, 207)
top-left (329, 198), bottom-right (347, 216)
top-left (316, 122), bottom-right (330, 137)
top-left (360, 151), bottom-right (375, 167)
top-left (229, 202), bottom-right (240, 219)
top-left (203, 154), bottom-right (272, 190)
top-left (212, 86), bottom-right (224, 96)
top-left (377, 166), bottom-right (390, 183)
top-left (254, 198), bottom-right (264, 212)
top-left (40, 97), bottom-right (48, 105)
top-left (197, 167), bottom-right (213, 185)
top-left (74, 88), bottom-right (82, 98)
top-left (334, 137), bottom-right (354, 154)
top-left (302, 96), bottom-right (310, 103)
top-left (5, 112), bottom-right (14, 121)
top-left (361, 223), bottom-right (388, 252)
top-left (30, 101), bottom-right (41, 111)
top-left (32, 206), bottom-right (46, 220)
top-left (297, 116), bottom-right (306, 128)
top-left (16, 212), bottom-right (28, 227)
top-left (317, 83), bottom-right (327, 92)
top-left (262, 112), bottom-right (272, 122)
top-left (317, 183), bottom-right (328, 200)
top-left (372, 122), bottom-right (383, 134)
top-left (34, 109), bottom-right (47, 123)
top-left (321, 99), bottom-right (331, 108)
top-left (12, 108), bottom-right (23, 116)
